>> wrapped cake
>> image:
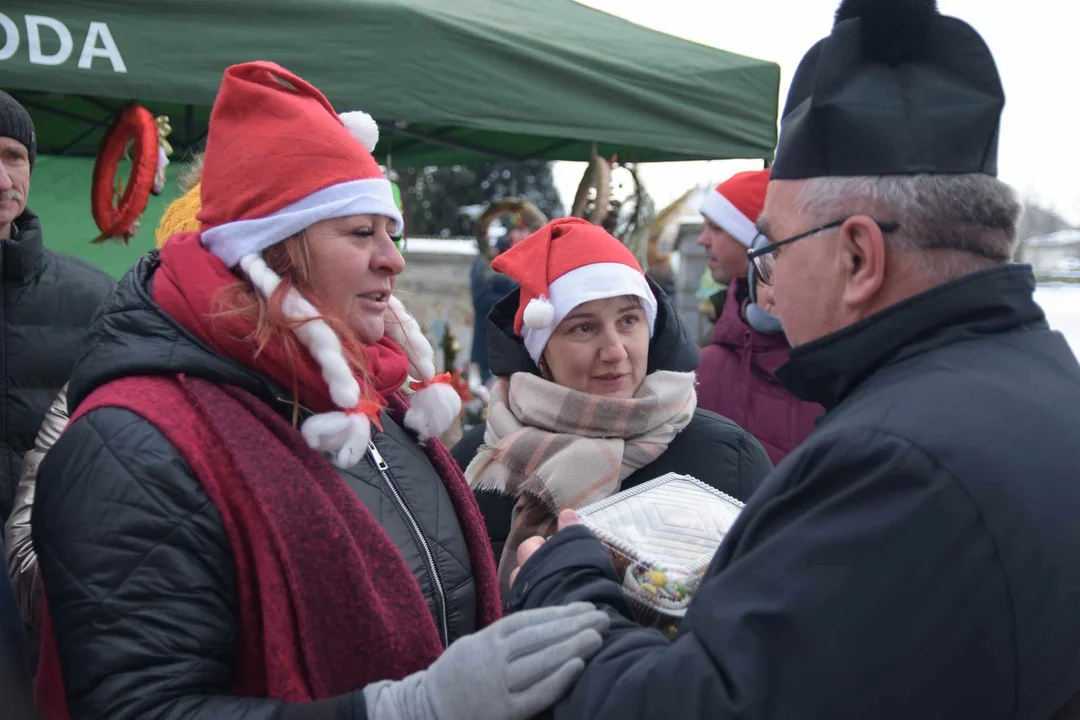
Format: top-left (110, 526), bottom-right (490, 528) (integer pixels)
top-left (577, 473), bottom-right (744, 635)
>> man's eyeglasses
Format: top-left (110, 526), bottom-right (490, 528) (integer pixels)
top-left (747, 218), bottom-right (900, 285)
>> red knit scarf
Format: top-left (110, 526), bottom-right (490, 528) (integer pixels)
top-left (156, 232), bottom-right (411, 414)
top-left (35, 235), bottom-right (501, 717)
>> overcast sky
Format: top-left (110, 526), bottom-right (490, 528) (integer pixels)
top-left (553, 0), bottom-right (1080, 225)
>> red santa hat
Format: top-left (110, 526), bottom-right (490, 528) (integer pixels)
top-left (492, 217), bottom-right (658, 364)
top-left (197, 61), bottom-right (458, 468)
top-left (699, 169), bottom-right (771, 247)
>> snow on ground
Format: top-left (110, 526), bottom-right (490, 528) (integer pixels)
top-left (1034, 283), bottom-right (1080, 357)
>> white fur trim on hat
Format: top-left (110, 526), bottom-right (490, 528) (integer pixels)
top-left (338, 111), bottom-right (380, 153)
top-left (239, 252), bottom-right (371, 469)
top-left (700, 189), bottom-right (759, 247)
top-left (521, 262), bottom-right (658, 364)
top-left (203, 178), bottom-right (403, 268)
top-left (384, 295), bottom-right (461, 443)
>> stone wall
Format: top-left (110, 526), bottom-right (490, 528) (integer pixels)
top-left (395, 239), bottom-right (480, 447)
top-left (395, 238), bottom-right (479, 373)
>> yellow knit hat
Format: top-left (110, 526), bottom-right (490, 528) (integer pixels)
top-left (154, 182), bottom-right (202, 248)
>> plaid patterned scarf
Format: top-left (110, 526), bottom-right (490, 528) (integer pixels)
top-left (466, 370), bottom-right (697, 597)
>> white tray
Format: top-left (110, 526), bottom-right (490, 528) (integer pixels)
top-left (578, 473), bottom-right (744, 619)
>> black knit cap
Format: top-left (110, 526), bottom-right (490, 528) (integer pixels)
top-left (770, 0), bottom-right (1004, 180)
top-left (0, 91), bottom-right (36, 170)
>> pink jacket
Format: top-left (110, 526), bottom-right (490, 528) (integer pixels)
top-left (696, 278), bottom-right (824, 465)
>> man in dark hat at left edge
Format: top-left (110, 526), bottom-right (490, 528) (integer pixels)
top-left (0, 92), bottom-right (114, 525)
top-left (505, 1), bottom-right (1080, 718)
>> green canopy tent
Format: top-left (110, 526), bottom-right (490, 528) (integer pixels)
top-left (0, 1), bottom-right (779, 275)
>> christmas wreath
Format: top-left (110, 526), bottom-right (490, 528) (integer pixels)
top-left (570, 144), bottom-right (612, 226)
top-left (475, 197), bottom-right (547, 258)
top-left (91, 104), bottom-right (173, 244)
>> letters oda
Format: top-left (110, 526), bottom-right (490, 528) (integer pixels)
top-left (0, 13), bottom-right (126, 73)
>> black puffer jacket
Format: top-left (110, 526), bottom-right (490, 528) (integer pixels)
top-left (453, 279), bottom-right (773, 561)
top-left (33, 253), bottom-right (478, 720)
top-left (0, 209), bottom-right (114, 520)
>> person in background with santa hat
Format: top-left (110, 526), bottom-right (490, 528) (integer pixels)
top-left (695, 169), bottom-right (823, 464)
top-left (452, 217), bottom-right (772, 599)
top-left (29, 62), bottom-right (608, 720)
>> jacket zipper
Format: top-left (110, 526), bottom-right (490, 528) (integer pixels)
top-left (367, 441), bottom-right (449, 648)
top-left (274, 396), bottom-right (451, 646)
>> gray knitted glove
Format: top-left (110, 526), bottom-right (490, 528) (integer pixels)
top-left (363, 602), bottom-right (609, 720)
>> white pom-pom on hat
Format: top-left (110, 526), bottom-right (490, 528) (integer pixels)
top-left (338, 111), bottom-right (380, 153)
top-left (523, 296), bottom-right (555, 330)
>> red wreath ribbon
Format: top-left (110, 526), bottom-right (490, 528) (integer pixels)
top-left (91, 104), bottom-right (160, 244)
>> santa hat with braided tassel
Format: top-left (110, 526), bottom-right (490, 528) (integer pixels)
top-left (197, 61), bottom-right (457, 468)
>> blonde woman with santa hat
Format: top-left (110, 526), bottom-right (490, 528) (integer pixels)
top-left (452, 218), bottom-right (772, 599)
top-left (30, 62), bottom-right (607, 720)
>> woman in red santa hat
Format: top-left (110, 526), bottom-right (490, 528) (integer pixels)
top-left (453, 218), bottom-right (773, 598)
top-left (30, 62), bottom-right (608, 720)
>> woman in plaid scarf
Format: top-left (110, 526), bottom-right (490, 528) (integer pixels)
top-left (452, 218), bottom-right (773, 600)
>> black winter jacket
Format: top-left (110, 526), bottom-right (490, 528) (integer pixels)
top-left (0, 535), bottom-right (34, 719)
top-left (453, 279), bottom-right (773, 561)
top-left (33, 254), bottom-right (479, 720)
top-left (0, 210), bottom-right (114, 520)
top-left (511, 265), bottom-right (1080, 720)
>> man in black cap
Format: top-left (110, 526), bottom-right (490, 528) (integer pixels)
top-left (0, 92), bottom-right (114, 524)
top-left (506, 1), bottom-right (1080, 718)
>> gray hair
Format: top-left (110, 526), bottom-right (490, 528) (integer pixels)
top-left (794, 174), bottom-right (1022, 280)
